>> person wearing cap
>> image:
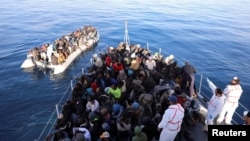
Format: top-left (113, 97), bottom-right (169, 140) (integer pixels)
top-left (87, 111), bottom-right (102, 141)
top-left (164, 54), bottom-right (175, 66)
top-left (132, 126), bottom-right (148, 141)
top-left (111, 103), bottom-right (124, 120)
top-left (217, 76), bottom-right (243, 125)
top-left (131, 101), bottom-right (144, 125)
top-left (97, 131), bottom-right (115, 141)
top-left (92, 53), bottom-right (103, 70)
top-left (206, 78), bottom-right (225, 125)
top-left (158, 95), bottom-right (184, 141)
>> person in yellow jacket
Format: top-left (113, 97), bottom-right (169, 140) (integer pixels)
top-left (106, 83), bottom-right (121, 100)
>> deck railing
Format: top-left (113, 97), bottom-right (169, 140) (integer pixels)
top-left (34, 61), bottom-right (91, 141)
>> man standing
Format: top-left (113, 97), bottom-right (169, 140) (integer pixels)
top-left (217, 77), bottom-right (243, 125)
top-left (206, 78), bottom-right (225, 125)
top-left (158, 95), bottom-right (184, 141)
top-left (182, 62), bottom-right (197, 98)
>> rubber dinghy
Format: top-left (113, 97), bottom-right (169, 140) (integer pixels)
top-left (20, 25), bottom-right (100, 75)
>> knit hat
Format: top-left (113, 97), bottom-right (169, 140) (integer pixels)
top-left (102, 122), bottom-right (110, 131)
top-left (168, 95), bottom-right (177, 103)
top-left (112, 104), bottom-right (120, 113)
top-left (86, 88), bottom-right (93, 95)
top-left (131, 102), bottom-right (140, 111)
top-left (88, 112), bottom-right (97, 121)
top-left (134, 126), bottom-right (142, 136)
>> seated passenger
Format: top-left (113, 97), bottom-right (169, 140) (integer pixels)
top-left (51, 53), bottom-right (58, 65)
top-left (86, 95), bottom-right (100, 113)
top-left (57, 50), bottom-right (66, 64)
top-left (129, 53), bottom-right (140, 71)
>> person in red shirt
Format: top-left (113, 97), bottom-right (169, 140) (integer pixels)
top-left (112, 59), bottom-right (124, 78)
top-left (105, 54), bottom-right (112, 67)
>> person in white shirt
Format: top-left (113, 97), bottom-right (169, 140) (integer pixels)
top-left (158, 95), bottom-right (184, 141)
top-left (86, 96), bottom-right (100, 113)
top-left (217, 77), bottom-right (243, 125)
top-left (92, 53), bottom-right (103, 69)
top-left (206, 78), bottom-right (225, 125)
top-left (145, 56), bottom-right (156, 71)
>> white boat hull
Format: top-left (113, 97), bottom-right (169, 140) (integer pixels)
top-left (21, 29), bottom-right (99, 75)
top-left (21, 58), bottom-right (35, 68)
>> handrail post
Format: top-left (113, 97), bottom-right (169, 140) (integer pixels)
top-left (90, 58), bottom-right (93, 65)
top-left (70, 80), bottom-right (73, 91)
top-left (198, 74), bottom-right (203, 96)
top-left (147, 43), bottom-right (149, 50)
top-left (159, 48), bottom-right (161, 55)
top-left (82, 68), bottom-right (84, 74)
top-left (56, 104), bottom-right (59, 119)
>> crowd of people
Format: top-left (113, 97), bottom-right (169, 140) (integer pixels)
top-left (27, 25), bottom-right (97, 65)
top-left (45, 41), bottom-right (244, 141)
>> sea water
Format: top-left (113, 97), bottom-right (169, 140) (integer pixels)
top-left (0, 0), bottom-right (249, 140)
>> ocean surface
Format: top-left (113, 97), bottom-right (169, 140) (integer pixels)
top-left (1, 0), bottom-right (250, 140)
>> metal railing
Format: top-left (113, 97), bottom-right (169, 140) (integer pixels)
top-left (34, 60), bottom-right (92, 141)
